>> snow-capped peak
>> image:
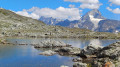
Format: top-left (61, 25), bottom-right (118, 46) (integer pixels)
top-left (89, 15), bottom-right (104, 30)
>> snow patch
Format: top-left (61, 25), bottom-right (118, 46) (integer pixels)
top-left (74, 24), bottom-right (79, 28)
top-left (89, 15), bottom-right (103, 30)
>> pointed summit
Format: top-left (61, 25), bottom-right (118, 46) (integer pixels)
top-left (81, 9), bottom-right (105, 21)
top-left (80, 9), bottom-right (105, 31)
top-left (87, 9), bottom-right (105, 19)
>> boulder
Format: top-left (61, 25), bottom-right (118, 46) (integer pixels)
top-left (39, 50), bottom-right (57, 56)
top-left (92, 58), bottom-right (115, 67)
top-left (33, 40), bottom-right (71, 48)
top-left (55, 47), bottom-right (81, 55)
top-left (73, 62), bottom-right (87, 67)
top-left (80, 44), bottom-right (103, 57)
top-left (97, 41), bottom-right (120, 59)
top-left (73, 58), bottom-right (82, 62)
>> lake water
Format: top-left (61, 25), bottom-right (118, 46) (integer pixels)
top-left (0, 38), bottom-right (119, 67)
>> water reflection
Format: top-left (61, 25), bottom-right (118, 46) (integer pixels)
top-left (7, 38), bottom-right (119, 48)
top-left (0, 38), bottom-right (119, 67)
top-left (0, 45), bottom-right (73, 67)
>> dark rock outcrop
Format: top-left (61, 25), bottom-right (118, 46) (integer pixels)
top-left (55, 47), bottom-right (81, 55)
top-left (80, 44), bottom-right (103, 58)
top-left (72, 58), bottom-right (82, 62)
top-left (97, 41), bottom-right (120, 59)
top-left (73, 62), bottom-right (87, 67)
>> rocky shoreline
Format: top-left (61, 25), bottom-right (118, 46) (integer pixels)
top-left (32, 40), bottom-right (120, 67)
top-left (3, 39), bottom-right (120, 67)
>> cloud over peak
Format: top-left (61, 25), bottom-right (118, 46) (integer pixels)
top-left (80, 3), bottom-right (102, 9)
top-left (16, 7), bottom-right (82, 21)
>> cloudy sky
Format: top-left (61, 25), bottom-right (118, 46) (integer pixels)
top-left (1, 0), bottom-right (120, 20)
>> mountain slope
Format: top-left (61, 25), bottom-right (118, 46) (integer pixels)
top-left (0, 8), bottom-right (95, 38)
top-left (97, 19), bottom-right (120, 32)
top-left (0, 8), bottom-right (119, 39)
top-left (70, 9), bottom-right (106, 31)
top-left (39, 9), bottom-right (120, 32)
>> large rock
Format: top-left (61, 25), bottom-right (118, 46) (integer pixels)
top-left (39, 50), bottom-right (57, 56)
top-left (33, 40), bottom-right (71, 48)
top-left (91, 58), bottom-right (115, 67)
top-left (97, 41), bottom-right (120, 59)
top-left (73, 58), bottom-right (82, 62)
top-left (73, 62), bottom-right (87, 67)
top-left (55, 47), bottom-right (81, 55)
top-left (80, 44), bottom-right (103, 57)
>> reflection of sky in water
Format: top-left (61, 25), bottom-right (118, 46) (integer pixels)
top-left (0, 38), bottom-right (119, 67)
top-left (0, 45), bottom-right (74, 67)
top-left (7, 38), bottom-right (120, 48)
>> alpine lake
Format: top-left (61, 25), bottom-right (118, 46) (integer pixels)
top-left (0, 38), bottom-right (119, 67)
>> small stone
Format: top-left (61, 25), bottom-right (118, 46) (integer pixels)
top-left (60, 65), bottom-right (69, 67)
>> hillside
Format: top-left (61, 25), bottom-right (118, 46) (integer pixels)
top-left (0, 8), bottom-right (119, 39)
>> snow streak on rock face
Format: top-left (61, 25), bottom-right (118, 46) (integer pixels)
top-left (89, 15), bottom-right (103, 31)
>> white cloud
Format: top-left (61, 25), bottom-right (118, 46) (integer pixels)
top-left (64, 0), bottom-right (102, 9)
top-left (64, 0), bottom-right (79, 2)
top-left (16, 9), bottom-right (40, 19)
top-left (64, 0), bottom-right (99, 4)
top-left (80, 3), bottom-right (102, 9)
top-left (69, 4), bottom-right (75, 8)
top-left (109, 0), bottom-right (120, 5)
top-left (107, 7), bottom-right (120, 14)
top-left (16, 7), bottom-right (82, 21)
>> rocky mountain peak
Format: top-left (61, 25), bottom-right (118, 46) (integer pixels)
top-left (81, 9), bottom-right (105, 21)
top-left (88, 9), bottom-right (105, 19)
top-left (39, 16), bottom-right (62, 25)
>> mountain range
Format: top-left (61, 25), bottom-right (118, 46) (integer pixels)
top-left (0, 8), bottom-right (97, 38)
top-left (39, 9), bottom-right (120, 33)
top-left (0, 8), bottom-right (119, 39)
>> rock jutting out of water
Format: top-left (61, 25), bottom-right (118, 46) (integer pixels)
top-left (38, 40), bottom-right (81, 56)
top-left (80, 44), bottom-right (103, 58)
top-left (39, 50), bottom-right (57, 56)
top-left (37, 40), bottom-right (120, 67)
top-left (10, 39), bottom-right (120, 67)
top-left (60, 65), bottom-right (69, 67)
top-left (97, 41), bottom-right (120, 59)
top-left (72, 58), bottom-right (82, 62)
top-left (73, 62), bottom-right (87, 67)
top-left (33, 40), bottom-right (71, 48)
top-left (0, 39), bottom-right (11, 44)
top-left (55, 47), bottom-right (81, 56)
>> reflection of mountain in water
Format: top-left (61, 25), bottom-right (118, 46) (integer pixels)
top-left (7, 38), bottom-right (119, 49)
top-left (89, 39), bottom-right (102, 46)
